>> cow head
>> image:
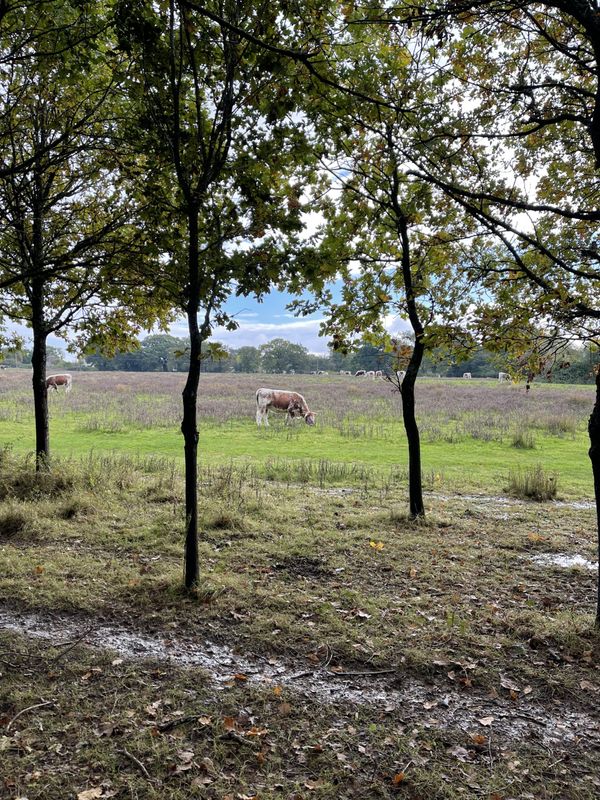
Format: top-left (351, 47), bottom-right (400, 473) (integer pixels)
top-left (304, 411), bottom-right (316, 425)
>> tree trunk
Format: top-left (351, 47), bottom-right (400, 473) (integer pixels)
top-left (31, 304), bottom-right (49, 471)
top-left (401, 337), bottom-right (426, 518)
top-left (181, 210), bottom-right (201, 589)
top-left (588, 365), bottom-right (600, 628)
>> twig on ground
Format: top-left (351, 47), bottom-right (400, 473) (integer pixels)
top-left (289, 670), bottom-right (315, 680)
top-left (156, 714), bottom-right (204, 732)
top-left (6, 700), bottom-right (55, 731)
top-left (219, 730), bottom-right (259, 748)
top-left (120, 747), bottom-right (153, 781)
top-left (51, 626), bottom-right (96, 663)
top-left (329, 668), bottom-right (397, 677)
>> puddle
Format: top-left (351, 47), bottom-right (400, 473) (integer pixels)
top-left (1, 606), bottom-right (597, 747)
top-left (430, 493), bottom-right (596, 511)
top-left (530, 553), bottom-right (597, 570)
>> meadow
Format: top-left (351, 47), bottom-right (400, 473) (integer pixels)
top-left (0, 369), bottom-right (596, 496)
top-left (0, 370), bottom-right (599, 799)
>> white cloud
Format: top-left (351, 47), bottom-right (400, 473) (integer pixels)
top-left (383, 313), bottom-right (411, 337)
top-left (172, 316), bottom-right (329, 354)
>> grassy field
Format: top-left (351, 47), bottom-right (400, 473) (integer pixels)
top-left (0, 369), bottom-right (596, 496)
top-left (0, 371), bottom-right (599, 798)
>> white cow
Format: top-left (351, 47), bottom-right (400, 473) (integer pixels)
top-left (256, 388), bottom-right (316, 427)
top-left (498, 372), bottom-right (510, 382)
top-left (366, 370), bottom-right (376, 379)
top-left (396, 370), bottom-right (406, 382)
top-left (463, 372), bottom-right (472, 379)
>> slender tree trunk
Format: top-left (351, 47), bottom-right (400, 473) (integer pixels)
top-left (181, 209), bottom-right (201, 589)
top-left (401, 336), bottom-right (426, 518)
top-left (30, 287), bottom-right (49, 471)
top-left (588, 366), bottom-right (600, 628)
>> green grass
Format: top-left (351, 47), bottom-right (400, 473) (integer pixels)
top-left (0, 414), bottom-right (593, 496)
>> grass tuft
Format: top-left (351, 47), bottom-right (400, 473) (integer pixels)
top-left (0, 506), bottom-right (32, 539)
top-left (506, 464), bottom-right (559, 500)
top-left (511, 427), bottom-right (536, 449)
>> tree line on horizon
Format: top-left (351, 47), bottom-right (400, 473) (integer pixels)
top-left (2, 335), bottom-right (595, 384)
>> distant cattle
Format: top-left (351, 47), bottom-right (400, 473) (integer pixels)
top-left (498, 372), bottom-right (510, 382)
top-left (339, 370), bottom-right (351, 375)
top-left (375, 370), bottom-right (383, 377)
top-left (396, 370), bottom-right (406, 382)
top-left (46, 373), bottom-right (72, 392)
top-left (463, 372), bottom-right (472, 379)
top-left (317, 370), bottom-right (329, 375)
top-left (256, 388), bottom-right (316, 427)
top-left (366, 370), bottom-right (375, 379)
top-left (354, 370), bottom-right (366, 377)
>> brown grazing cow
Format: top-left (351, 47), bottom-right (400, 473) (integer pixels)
top-left (255, 388), bottom-right (316, 427)
top-left (46, 373), bottom-right (72, 392)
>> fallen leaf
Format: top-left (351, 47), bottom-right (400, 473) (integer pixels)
top-left (200, 756), bottom-right (215, 774)
top-left (500, 675), bottom-right (520, 693)
top-left (246, 726), bottom-right (269, 737)
top-left (369, 540), bottom-right (385, 551)
top-left (191, 776), bottom-right (213, 787)
top-left (528, 532), bottom-right (546, 542)
top-left (304, 779), bottom-right (325, 790)
top-left (198, 715), bottom-right (212, 725)
top-left (77, 789), bottom-right (103, 800)
top-left (449, 745), bottom-right (471, 762)
top-left (469, 733), bottom-right (487, 746)
top-left (233, 673), bottom-right (248, 682)
top-left (478, 716), bottom-right (494, 727)
top-left (392, 772), bottom-right (406, 784)
top-left (273, 686), bottom-right (283, 697)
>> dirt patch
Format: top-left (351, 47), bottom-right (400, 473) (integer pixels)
top-left (271, 554), bottom-right (332, 578)
top-left (1, 605), bottom-right (597, 752)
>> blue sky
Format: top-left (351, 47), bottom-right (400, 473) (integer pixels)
top-left (167, 288), bottom-right (331, 353)
top-left (6, 283), bottom-right (410, 357)
top-left (4, 287), bottom-right (333, 356)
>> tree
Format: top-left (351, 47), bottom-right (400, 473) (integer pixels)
top-left (259, 338), bottom-right (310, 373)
top-left (393, 0), bottom-right (600, 621)
top-left (117, 0), bottom-right (317, 588)
top-left (141, 334), bottom-right (188, 372)
top-left (233, 346), bottom-right (261, 373)
top-left (296, 20), bottom-right (476, 517)
top-left (0, 1), bottom-right (169, 469)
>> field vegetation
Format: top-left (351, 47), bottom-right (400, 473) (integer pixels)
top-left (0, 371), bottom-right (599, 798)
top-left (0, 370), bottom-right (595, 496)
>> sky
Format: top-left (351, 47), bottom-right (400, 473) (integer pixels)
top-left (5, 284), bottom-right (411, 357)
top-left (166, 289), bottom-right (331, 353)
